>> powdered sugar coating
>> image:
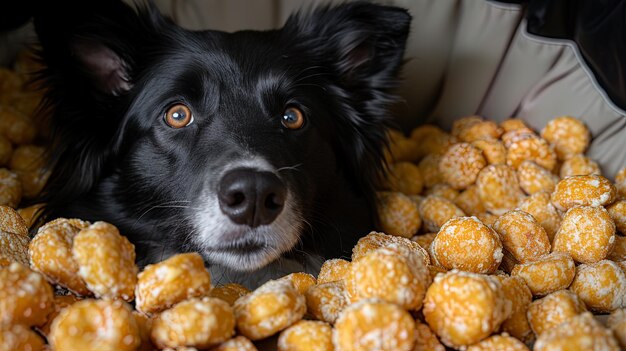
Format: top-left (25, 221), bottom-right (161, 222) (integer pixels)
top-left (517, 192), bottom-right (562, 242)
top-left (477, 164), bottom-right (524, 215)
top-left (280, 272), bottom-right (316, 295)
top-left (317, 258), bottom-right (351, 284)
top-left (540, 116), bottom-right (590, 161)
top-left (0, 324), bottom-right (45, 351)
top-left (376, 192), bottom-right (421, 238)
top-left (454, 185), bottom-right (487, 216)
top-left (209, 283), bottom-right (250, 306)
top-left (0, 229), bottom-right (29, 266)
top-left (277, 320), bottom-right (333, 351)
top-left (506, 136), bottom-right (557, 171)
top-left (210, 336), bottom-right (258, 351)
top-left (439, 143), bottom-right (487, 190)
top-left (0, 204), bottom-right (29, 236)
top-left (551, 174), bottom-right (617, 211)
top-left (424, 183), bottom-right (459, 201)
top-left (0, 262), bottom-right (54, 326)
top-left (511, 252), bottom-right (575, 296)
top-left (305, 281), bottom-right (348, 324)
top-left (607, 200), bottom-right (626, 235)
top-left (418, 154), bottom-right (444, 188)
top-left (570, 260), bottom-right (626, 313)
top-left (472, 139), bottom-right (506, 166)
top-left (607, 308), bottom-right (626, 349)
top-left (419, 195), bottom-right (466, 233)
top-left (0, 168), bottom-right (21, 208)
top-left (560, 154), bottom-right (601, 178)
top-left (386, 162), bottom-right (424, 195)
top-left (527, 290), bottom-right (587, 337)
top-left (351, 231), bottom-right (429, 266)
top-left (492, 210), bottom-right (551, 264)
top-left (500, 119), bottom-right (529, 133)
top-left (492, 275), bottom-right (532, 341)
top-left (517, 161), bottom-right (559, 195)
top-left (413, 322), bottom-right (445, 351)
top-left (534, 312), bottom-right (620, 351)
top-left (466, 333), bottom-right (529, 351)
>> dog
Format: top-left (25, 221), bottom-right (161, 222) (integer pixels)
top-left (32, 0), bottom-right (410, 286)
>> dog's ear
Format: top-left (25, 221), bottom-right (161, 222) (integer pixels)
top-left (284, 2), bottom-right (411, 204)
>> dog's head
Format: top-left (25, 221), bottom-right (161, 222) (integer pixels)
top-left (34, 0), bottom-right (410, 272)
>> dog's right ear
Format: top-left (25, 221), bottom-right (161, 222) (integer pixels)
top-left (34, 0), bottom-right (164, 96)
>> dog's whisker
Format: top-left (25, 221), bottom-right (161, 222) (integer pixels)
top-left (276, 163), bottom-right (303, 173)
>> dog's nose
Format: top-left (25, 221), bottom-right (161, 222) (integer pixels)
top-left (218, 169), bottom-right (286, 227)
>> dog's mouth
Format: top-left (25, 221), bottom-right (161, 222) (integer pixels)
top-left (212, 239), bottom-right (268, 254)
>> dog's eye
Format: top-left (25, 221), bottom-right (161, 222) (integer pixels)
top-left (281, 107), bottom-right (305, 130)
top-left (165, 104), bottom-right (193, 128)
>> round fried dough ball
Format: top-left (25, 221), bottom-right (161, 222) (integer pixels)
top-left (472, 139), bottom-right (506, 165)
top-left (410, 125), bottom-right (456, 157)
top-left (280, 272), bottom-right (316, 295)
top-left (552, 206), bottom-right (616, 264)
top-left (527, 290), bottom-right (587, 336)
top-left (0, 108), bottom-right (36, 145)
top-left (500, 118), bottom-right (528, 132)
top-left (506, 135), bottom-right (557, 171)
top-left (607, 200), bottom-right (626, 235)
top-left (209, 283), bottom-right (250, 306)
top-left (72, 221), bottom-right (137, 300)
top-left (234, 279), bottom-right (306, 340)
top-left (424, 183), bottom-right (459, 201)
top-left (210, 336), bottom-right (258, 351)
top-left (411, 233), bottom-right (437, 254)
top-left (317, 258), bottom-right (351, 284)
top-left (386, 129), bottom-right (420, 162)
top-left (346, 244), bottom-right (429, 310)
top-left (454, 185), bottom-right (486, 216)
top-left (413, 322), bottom-right (445, 351)
top-left (457, 120), bottom-right (503, 143)
top-left (37, 294), bottom-right (82, 336)
top-left (0, 205), bottom-right (28, 236)
top-left (418, 154), bottom-right (443, 187)
top-left (476, 164), bottom-right (524, 215)
top-left (616, 167), bottom-right (626, 198)
top-left (376, 191), bottom-right (421, 238)
top-left (560, 154), bottom-right (601, 177)
top-left (278, 320), bottom-right (333, 351)
top-left (551, 174), bottom-right (617, 211)
top-left (517, 192), bottom-right (562, 242)
top-left (570, 260), bottom-right (626, 313)
top-left (511, 252), bottom-right (575, 296)
top-left (151, 297), bottom-right (235, 350)
top-left (430, 216), bottom-right (503, 274)
top-left (501, 128), bottom-right (537, 148)
top-left (0, 168), bottom-right (21, 208)
top-left (493, 275), bottom-right (533, 341)
top-left (540, 116), bottom-right (590, 161)
top-left (418, 195), bottom-right (466, 233)
top-left (386, 162), bottom-right (423, 195)
top-left (492, 210), bottom-right (551, 264)
top-left (333, 299), bottom-right (416, 351)
top-left (439, 143), bottom-right (486, 190)
top-left (517, 161), bottom-right (559, 195)
top-left (607, 308), bottom-right (626, 349)
top-left (451, 116), bottom-right (484, 138)
top-left (133, 311), bottom-right (155, 351)
top-left (422, 270), bottom-right (510, 348)
top-left (29, 218), bottom-right (91, 295)
top-left (0, 263), bottom-right (54, 326)
top-left (49, 299), bottom-right (140, 351)
top-left (466, 334), bottom-right (530, 351)
top-left (0, 229), bottom-right (29, 266)
top-left (9, 145), bottom-right (48, 198)
top-left (135, 252), bottom-right (212, 315)
top-left (0, 324), bottom-right (45, 351)
top-left (351, 231), bottom-right (429, 266)
top-left (534, 312), bottom-right (620, 351)
top-left (305, 281), bottom-right (348, 324)
top-left (607, 235), bottom-right (626, 262)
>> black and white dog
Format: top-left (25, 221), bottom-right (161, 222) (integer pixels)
top-left (33, 0), bottom-right (410, 285)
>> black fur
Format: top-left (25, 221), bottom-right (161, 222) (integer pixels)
top-left (33, 0), bottom-right (410, 269)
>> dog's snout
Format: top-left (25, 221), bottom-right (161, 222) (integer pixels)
top-left (218, 169), bottom-right (286, 227)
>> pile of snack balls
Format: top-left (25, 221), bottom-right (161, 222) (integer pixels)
top-left (1, 53), bottom-right (626, 351)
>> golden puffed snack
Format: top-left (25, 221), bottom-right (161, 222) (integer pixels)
top-left (0, 136), bottom-right (12, 167)
top-left (280, 272), bottom-right (317, 295)
top-left (451, 115), bottom-right (484, 138)
top-left (0, 204), bottom-right (28, 237)
top-left (0, 168), bottom-right (22, 208)
top-left (418, 195), bottom-right (465, 233)
top-left (9, 145), bottom-right (49, 199)
top-left (413, 322), bottom-right (445, 351)
top-left (516, 160), bottom-right (559, 195)
top-left (552, 205), bottom-right (616, 264)
top-left (351, 231), bottom-right (429, 266)
top-left (438, 142), bottom-right (487, 190)
top-left (49, 299), bottom-right (140, 351)
top-left (332, 299), bottom-right (416, 351)
top-left (410, 125), bottom-right (457, 157)
top-left (277, 320), bottom-right (333, 351)
top-left (476, 164), bottom-right (525, 215)
top-left (385, 162), bottom-right (423, 195)
top-left (466, 333), bottom-right (530, 351)
top-left (501, 128), bottom-right (536, 148)
top-left (0, 263), bottom-right (54, 326)
top-left (422, 270), bottom-right (510, 348)
top-left (430, 216), bottom-right (503, 274)
top-left (386, 129), bottom-right (420, 163)
top-left (133, 311), bottom-right (155, 351)
top-left (472, 139), bottom-right (506, 165)
top-left (550, 174), bottom-right (617, 211)
top-left (210, 336), bottom-right (258, 351)
top-left (0, 108), bottom-right (36, 145)
top-left (72, 221), bottom-right (137, 301)
top-left (345, 244), bottom-right (429, 310)
top-left (209, 283), bottom-right (251, 306)
top-left (317, 258), bottom-right (351, 284)
top-left (559, 154), bottom-right (601, 178)
top-left (453, 185), bottom-right (486, 216)
top-left (500, 118), bottom-right (528, 132)
top-left (305, 281), bottom-right (348, 324)
top-left (492, 210), bottom-right (551, 264)
top-left (540, 116), bottom-right (590, 161)
top-left (29, 218), bottom-right (91, 295)
top-left (527, 290), bottom-right (587, 337)
top-left (456, 119), bottom-right (503, 143)
top-left (151, 297), bottom-right (235, 350)
top-left (517, 192), bottom-right (562, 242)
top-left (608, 235), bottom-right (626, 262)
top-left (37, 294), bottom-right (82, 336)
top-left (569, 260), bottom-right (626, 313)
top-left (17, 203), bottom-right (44, 228)
top-left (411, 232), bottom-right (437, 253)
top-left (493, 275), bottom-right (532, 341)
top-left (417, 154), bottom-right (443, 188)
top-left (376, 191), bottom-right (421, 238)
top-left (0, 324), bottom-right (45, 351)
top-left (607, 308), bottom-right (626, 349)
top-left (424, 183), bottom-right (459, 201)
top-left (510, 252), bottom-right (575, 296)
top-left (533, 312), bottom-right (620, 351)
top-left (234, 279), bottom-right (306, 340)
top-left (607, 200), bottom-right (626, 235)
top-left (506, 135), bottom-right (557, 171)
top-left (616, 166), bottom-right (626, 198)
top-left (135, 252), bottom-right (212, 315)
top-left (0, 228), bottom-right (29, 267)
